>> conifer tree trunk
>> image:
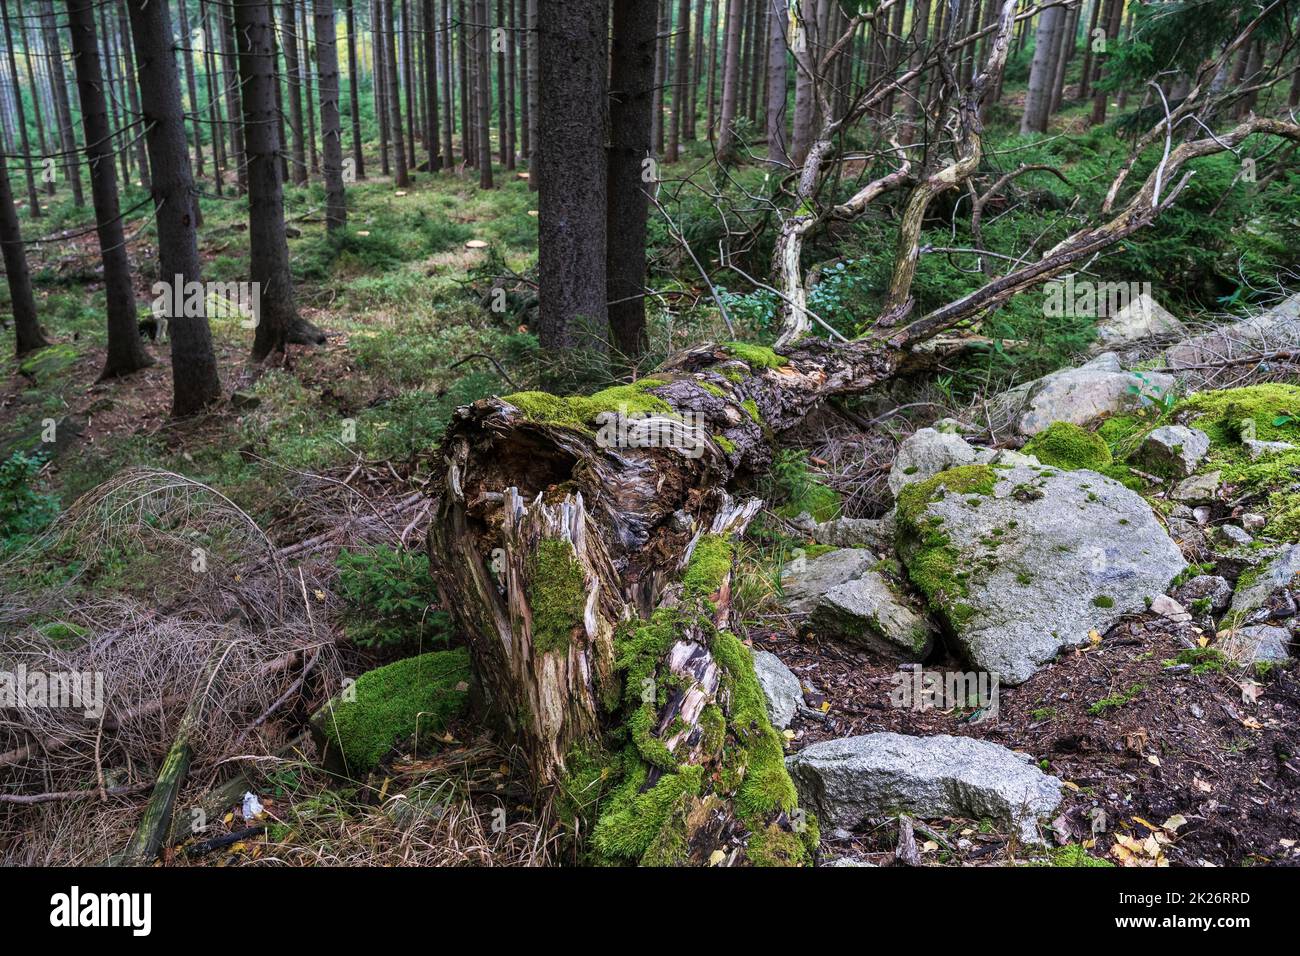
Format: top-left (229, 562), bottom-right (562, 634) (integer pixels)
top-left (175, 0), bottom-right (205, 177)
top-left (515, 0), bottom-right (527, 158)
top-left (67, 0), bottom-right (155, 380)
top-left (282, 0), bottom-right (309, 183)
top-left (373, 0), bottom-right (390, 174)
top-left (401, 0), bottom-right (414, 168)
top-left (474, 0), bottom-right (493, 186)
top-left (423, 0), bottom-right (441, 170)
top-left (441, 0), bottom-right (455, 165)
top-left (1020, 4), bottom-right (1061, 133)
top-left (233, 0), bottom-right (326, 358)
top-left (218, 0), bottom-right (245, 192)
top-left (607, 0), bottom-right (656, 365)
top-left (40, 0), bottom-right (84, 205)
top-left (313, 0), bottom-right (346, 229)
top-left (503, 0), bottom-right (515, 167)
top-left (651, 0), bottom-right (669, 155)
top-left (125, 0), bottom-right (222, 413)
top-left (1, 0), bottom-right (40, 216)
top-left (536, 0), bottom-right (606, 355)
top-left (706, 0), bottom-right (720, 139)
top-left (717, 0), bottom-right (743, 160)
top-left (0, 154), bottom-right (50, 355)
top-left (345, 0), bottom-right (365, 178)
top-left (667, 0), bottom-right (691, 162)
top-left (525, 0), bottom-right (537, 187)
top-left (383, 0), bottom-right (409, 184)
top-left (764, 0), bottom-right (787, 164)
top-left (301, 0), bottom-right (320, 173)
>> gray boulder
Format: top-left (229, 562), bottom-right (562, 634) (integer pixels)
top-left (1172, 470), bottom-right (1221, 503)
top-left (990, 352), bottom-right (1175, 437)
top-left (812, 571), bottom-right (935, 661)
top-left (1209, 524), bottom-right (1253, 550)
top-left (780, 548), bottom-right (877, 617)
top-left (896, 463), bottom-right (1186, 684)
top-left (786, 732), bottom-right (1063, 843)
top-left (752, 649), bottom-right (803, 730)
top-left (1134, 425), bottom-right (1210, 478)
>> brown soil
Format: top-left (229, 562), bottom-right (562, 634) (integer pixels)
top-left (761, 611), bottom-right (1300, 867)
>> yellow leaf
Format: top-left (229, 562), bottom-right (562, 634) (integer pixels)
top-left (1131, 816), bottom-right (1160, 832)
top-left (708, 849), bottom-right (726, 867)
top-left (1163, 814), bottom-right (1188, 832)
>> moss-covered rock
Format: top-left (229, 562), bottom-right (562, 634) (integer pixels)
top-left (1173, 383), bottom-right (1300, 449)
top-left (310, 649), bottom-right (471, 776)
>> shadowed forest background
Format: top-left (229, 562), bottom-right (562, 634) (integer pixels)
top-left (2, 0), bottom-right (1300, 868)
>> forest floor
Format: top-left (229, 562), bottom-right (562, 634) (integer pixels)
top-left (3, 117), bottom-right (1297, 866)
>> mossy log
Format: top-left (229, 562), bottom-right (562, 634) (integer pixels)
top-left (427, 340), bottom-right (902, 864)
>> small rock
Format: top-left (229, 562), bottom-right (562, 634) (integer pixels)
top-left (1173, 470), bottom-right (1221, 503)
top-left (1172, 575), bottom-right (1233, 614)
top-left (813, 515), bottom-right (895, 554)
top-left (1134, 425), bottom-right (1210, 478)
top-left (1093, 293), bottom-right (1183, 349)
top-left (812, 571), bottom-right (935, 661)
top-left (787, 732), bottom-right (1063, 844)
top-left (1240, 513), bottom-right (1267, 532)
top-left (1209, 524), bottom-right (1253, 549)
top-left (824, 856), bottom-right (878, 867)
top-left (1229, 545), bottom-right (1300, 621)
top-left (752, 649), bottom-right (803, 730)
top-left (1189, 703), bottom-right (1204, 719)
top-left (1245, 439), bottom-right (1296, 460)
top-left (1220, 625), bottom-right (1292, 665)
top-left (780, 548), bottom-right (876, 616)
top-left (1150, 594), bottom-right (1191, 622)
top-left (888, 428), bottom-right (985, 495)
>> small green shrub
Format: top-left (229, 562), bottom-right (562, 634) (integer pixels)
top-left (336, 545), bottom-right (450, 652)
top-left (0, 452), bottom-right (59, 547)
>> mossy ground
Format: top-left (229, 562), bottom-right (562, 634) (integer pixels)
top-left (314, 648), bottom-right (471, 776)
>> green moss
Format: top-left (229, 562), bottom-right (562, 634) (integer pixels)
top-left (1220, 447), bottom-right (1300, 540)
top-left (1023, 421), bottom-right (1114, 471)
top-left (1097, 414), bottom-right (1155, 459)
top-left (1087, 682), bottom-right (1145, 716)
top-left (315, 649), bottom-right (470, 775)
top-left (1033, 844), bottom-right (1115, 867)
top-left (503, 379), bottom-right (671, 432)
top-left (699, 381), bottom-right (728, 400)
top-left (1174, 384), bottom-right (1300, 448)
top-left (723, 342), bottom-right (789, 369)
top-left (741, 398), bottom-right (762, 424)
top-left (1092, 594), bottom-right (1115, 608)
top-left (591, 755), bottom-right (704, 864)
top-left (895, 465), bottom-right (999, 629)
top-left (683, 534), bottom-right (733, 600)
top-left (527, 539), bottom-right (586, 654)
top-left (713, 434), bottom-right (736, 454)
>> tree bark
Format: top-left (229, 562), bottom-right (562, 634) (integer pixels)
top-left (40, 0), bottom-right (84, 206)
top-left (516, 0), bottom-right (528, 158)
top-left (651, 0), bottom-right (669, 155)
top-left (705, 0), bottom-right (719, 140)
top-left (441, 0), bottom-right (455, 165)
top-left (301, 0), bottom-right (320, 173)
top-left (345, 0), bottom-right (365, 178)
top-left (473, 0), bottom-right (493, 186)
top-left (717, 0), bottom-right (743, 160)
top-left (667, 0), bottom-right (691, 162)
top-left (423, 0), bottom-right (441, 170)
top-left (282, 0), bottom-right (309, 184)
top-left (503, 0), bottom-right (515, 167)
top-left (382, 0), bottom-right (410, 184)
top-left (67, 0), bottom-right (155, 381)
top-left (765, 0), bottom-right (788, 164)
top-left (0, 154), bottom-right (50, 355)
top-left (217, 0), bottom-right (246, 192)
top-left (790, 0), bottom-right (814, 164)
top-left (536, 0), bottom-right (607, 358)
top-left (124, 0), bottom-right (222, 413)
top-left (314, 0), bottom-right (347, 229)
top-left (233, 0), bottom-right (325, 358)
top-left (200, 0), bottom-right (227, 194)
top-left (175, 0), bottom-right (205, 177)
top-left (1020, 4), bottom-right (1061, 134)
top-left (1, 0), bottom-right (40, 216)
top-left (525, 0), bottom-right (537, 187)
top-left (607, 0), bottom-right (657, 366)
top-left (687, 0), bottom-right (707, 140)
top-left (373, 0), bottom-right (390, 174)
top-left (1089, 0), bottom-right (1121, 126)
